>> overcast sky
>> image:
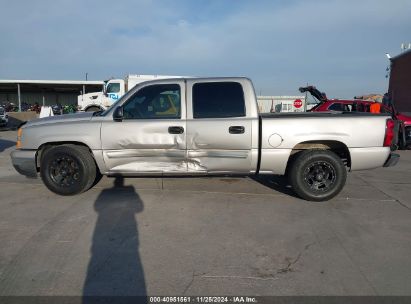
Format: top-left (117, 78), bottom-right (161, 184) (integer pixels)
top-left (0, 0), bottom-right (410, 97)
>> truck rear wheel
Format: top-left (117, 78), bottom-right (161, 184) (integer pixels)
top-left (40, 145), bottom-right (97, 195)
top-left (288, 149), bottom-right (346, 202)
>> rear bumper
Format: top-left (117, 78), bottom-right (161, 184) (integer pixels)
top-left (10, 149), bottom-right (38, 177)
top-left (383, 153), bottom-right (400, 167)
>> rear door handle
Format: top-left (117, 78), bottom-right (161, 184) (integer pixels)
top-left (168, 126), bottom-right (184, 134)
top-left (229, 126), bottom-right (245, 134)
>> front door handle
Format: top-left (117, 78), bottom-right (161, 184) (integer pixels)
top-left (229, 126), bottom-right (245, 134)
top-left (168, 126), bottom-right (184, 134)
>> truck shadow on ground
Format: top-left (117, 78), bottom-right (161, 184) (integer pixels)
top-left (0, 139), bottom-right (16, 152)
top-left (250, 175), bottom-right (300, 199)
top-left (83, 177), bottom-right (147, 298)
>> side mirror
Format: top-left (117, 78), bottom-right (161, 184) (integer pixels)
top-left (113, 106), bottom-right (123, 121)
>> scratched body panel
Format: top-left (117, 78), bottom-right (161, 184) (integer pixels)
top-left (101, 120), bottom-right (187, 174)
top-left (100, 79), bottom-right (187, 174)
top-left (186, 118), bottom-right (254, 173)
top-left (184, 78), bottom-right (258, 174)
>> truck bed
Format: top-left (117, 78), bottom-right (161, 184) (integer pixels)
top-left (260, 112), bottom-right (391, 118)
top-left (258, 112), bottom-right (393, 174)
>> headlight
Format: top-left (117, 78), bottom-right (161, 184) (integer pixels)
top-left (16, 128), bottom-right (23, 149)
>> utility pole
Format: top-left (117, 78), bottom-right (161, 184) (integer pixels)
top-left (17, 83), bottom-right (21, 112)
top-left (303, 82), bottom-right (308, 112)
top-left (85, 72), bottom-right (88, 81)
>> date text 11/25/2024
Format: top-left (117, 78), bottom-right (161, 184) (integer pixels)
top-left (149, 296), bottom-right (257, 303)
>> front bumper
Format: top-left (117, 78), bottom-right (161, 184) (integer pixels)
top-left (383, 153), bottom-right (400, 167)
top-left (10, 149), bottom-right (38, 177)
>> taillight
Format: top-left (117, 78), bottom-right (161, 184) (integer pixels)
top-left (384, 119), bottom-right (395, 147)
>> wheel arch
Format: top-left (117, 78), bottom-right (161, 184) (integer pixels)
top-left (36, 141), bottom-right (103, 174)
top-left (287, 140), bottom-right (351, 171)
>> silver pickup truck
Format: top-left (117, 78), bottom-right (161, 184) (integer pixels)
top-left (11, 77), bottom-right (399, 201)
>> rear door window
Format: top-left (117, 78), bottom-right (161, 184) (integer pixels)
top-left (192, 82), bottom-right (245, 118)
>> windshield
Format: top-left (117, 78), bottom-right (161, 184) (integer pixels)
top-left (307, 96), bottom-right (323, 111)
top-left (106, 82), bottom-right (120, 93)
top-left (100, 86), bottom-right (137, 116)
top-left (0, 108), bottom-right (4, 115)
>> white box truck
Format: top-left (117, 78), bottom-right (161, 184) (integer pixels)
top-left (78, 74), bottom-right (183, 112)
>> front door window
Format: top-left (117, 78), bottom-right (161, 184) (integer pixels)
top-left (123, 84), bottom-right (181, 119)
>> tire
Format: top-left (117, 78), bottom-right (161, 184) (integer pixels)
top-left (86, 106), bottom-right (101, 112)
top-left (288, 149), bottom-right (347, 202)
top-left (40, 144), bottom-right (97, 195)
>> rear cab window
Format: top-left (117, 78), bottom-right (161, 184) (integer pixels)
top-left (192, 82), bottom-right (245, 118)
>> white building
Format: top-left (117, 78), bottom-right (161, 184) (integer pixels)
top-left (257, 95), bottom-right (307, 113)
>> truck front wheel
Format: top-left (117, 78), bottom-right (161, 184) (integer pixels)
top-left (288, 150), bottom-right (347, 202)
top-left (40, 145), bottom-right (97, 195)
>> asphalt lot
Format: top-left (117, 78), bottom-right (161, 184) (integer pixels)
top-left (0, 129), bottom-right (410, 296)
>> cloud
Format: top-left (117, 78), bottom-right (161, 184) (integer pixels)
top-left (0, 0), bottom-right (410, 97)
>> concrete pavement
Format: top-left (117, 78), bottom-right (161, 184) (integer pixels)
top-left (0, 130), bottom-right (410, 296)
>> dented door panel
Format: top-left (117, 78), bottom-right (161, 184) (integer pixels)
top-left (186, 118), bottom-right (253, 173)
top-left (100, 80), bottom-right (187, 174)
top-left (101, 120), bottom-right (187, 173)
top-left (185, 79), bottom-right (255, 174)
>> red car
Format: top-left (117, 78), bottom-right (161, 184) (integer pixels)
top-left (300, 86), bottom-right (411, 149)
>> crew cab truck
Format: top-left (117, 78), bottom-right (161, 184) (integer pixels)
top-left (11, 77), bottom-right (399, 201)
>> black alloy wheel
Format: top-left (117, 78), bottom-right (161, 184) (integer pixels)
top-left (40, 144), bottom-right (97, 195)
top-left (49, 154), bottom-right (81, 187)
top-left (288, 149), bottom-right (347, 201)
top-left (303, 161), bottom-right (337, 192)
